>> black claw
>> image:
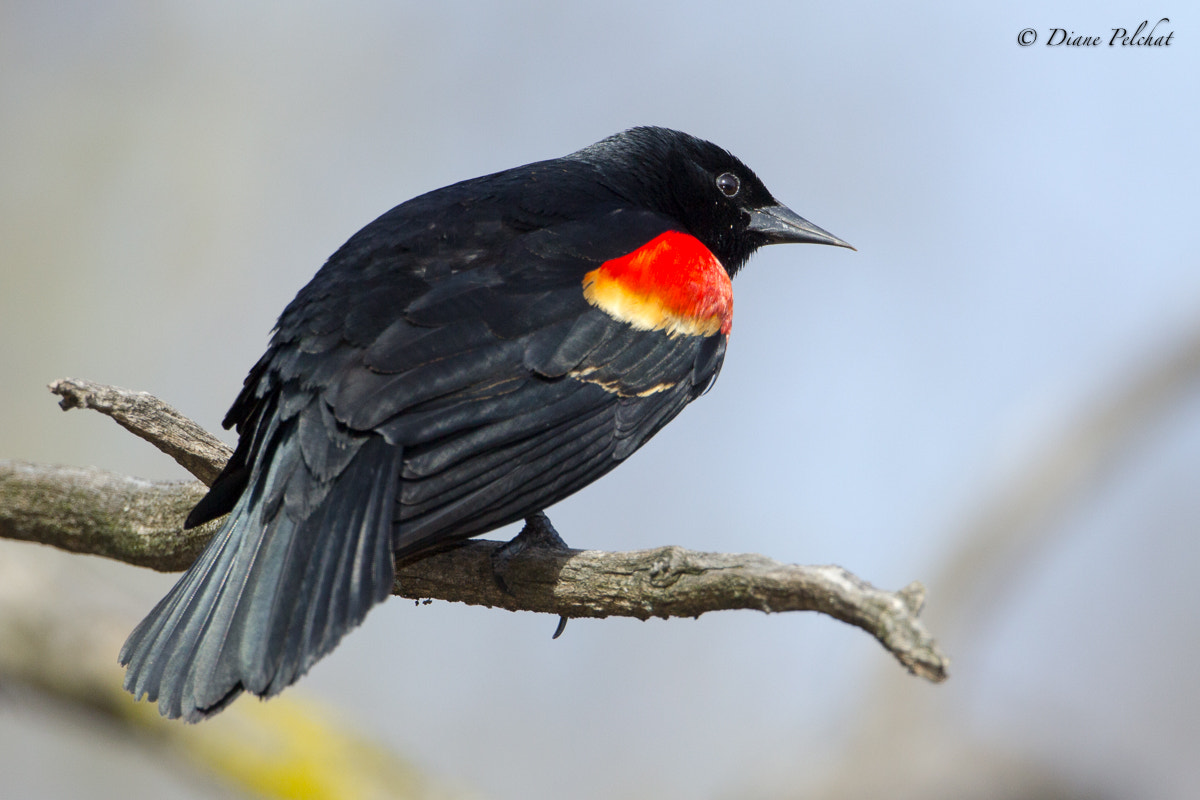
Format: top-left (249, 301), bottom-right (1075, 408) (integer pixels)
top-left (491, 513), bottom-right (574, 642)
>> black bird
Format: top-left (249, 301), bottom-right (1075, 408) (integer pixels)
top-left (120, 127), bottom-right (853, 721)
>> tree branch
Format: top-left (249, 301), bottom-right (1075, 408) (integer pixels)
top-left (1, 379), bottom-right (949, 683)
top-left (49, 378), bottom-right (233, 486)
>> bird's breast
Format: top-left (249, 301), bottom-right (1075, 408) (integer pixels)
top-left (581, 231), bottom-right (733, 338)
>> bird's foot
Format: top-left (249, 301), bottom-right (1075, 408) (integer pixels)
top-left (491, 511), bottom-right (569, 591)
top-left (491, 511), bottom-right (571, 639)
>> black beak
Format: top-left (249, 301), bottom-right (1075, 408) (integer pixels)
top-left (747, 203), bottom-right (855, 250)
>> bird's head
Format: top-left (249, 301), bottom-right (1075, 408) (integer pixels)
top-left (573, 126), bottom-right (853, 276)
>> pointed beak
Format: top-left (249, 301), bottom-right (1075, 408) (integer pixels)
top-left (747, 203), bottom-right (855, 250)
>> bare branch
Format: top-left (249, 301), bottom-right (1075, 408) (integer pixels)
top-left (0, 461), bottom-right (216, 571)
top-left (1, 379), bottom-right (949, 683)
top-left (49, 378), bottom-right (233, 486)
top-left (398, 542), bottom-right (945, 682)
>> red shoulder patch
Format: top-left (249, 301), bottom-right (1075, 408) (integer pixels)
top-left (581, 231), bottom-right (733, 337)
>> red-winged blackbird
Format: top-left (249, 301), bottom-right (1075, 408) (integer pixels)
top-left (120, 127), bottom-right (852, 721)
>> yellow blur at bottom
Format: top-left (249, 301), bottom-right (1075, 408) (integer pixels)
top-left (119, 691), bottom-right (462, 800)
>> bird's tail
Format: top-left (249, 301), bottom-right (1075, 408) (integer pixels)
top-left (120, 419), bottom-right (401, 722)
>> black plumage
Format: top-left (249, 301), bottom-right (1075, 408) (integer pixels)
top-left (121, 126), bottom-right (852, 721)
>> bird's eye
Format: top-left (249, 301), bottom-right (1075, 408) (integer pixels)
top-left (716, 172), bottom-right (740, 197)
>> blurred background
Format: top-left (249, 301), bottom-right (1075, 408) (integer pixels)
top-left (2, 2), bottom-right (1197, 798)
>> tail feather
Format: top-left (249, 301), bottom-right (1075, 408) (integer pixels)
top-left (121, 523), bottom-right (236, 708)
top-left (271, 467), bottom-right (395, 695)
top-left (120, 418), bottom-right (401, 722)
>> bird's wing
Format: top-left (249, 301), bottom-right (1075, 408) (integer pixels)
top-left (207, 206), bottom-right (727, 551)
top-left (329, 209), bottom-right (729, 555)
